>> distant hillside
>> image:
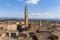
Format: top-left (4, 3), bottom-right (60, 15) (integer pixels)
top-left (0, 17), bottom-right (60, 22)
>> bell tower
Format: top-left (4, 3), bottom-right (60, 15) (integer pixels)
top-left (24, 6), bottom-right (28, 27)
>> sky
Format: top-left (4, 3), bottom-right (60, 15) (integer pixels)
top-left (0, 0), bottom-right (60, 19)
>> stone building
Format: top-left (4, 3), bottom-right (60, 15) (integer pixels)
top-left (7, 23), bottom-right (17, 30)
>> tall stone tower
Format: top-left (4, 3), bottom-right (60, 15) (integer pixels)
top-left (39, 20), bottom-right (43, 27)
top-left (24, 6), bottom-right (28, 27)
top-left (38, 20), bottom-right (43, 31)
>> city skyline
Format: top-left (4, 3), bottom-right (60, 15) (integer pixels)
top-left (0, 0), bottom-right (60, 19)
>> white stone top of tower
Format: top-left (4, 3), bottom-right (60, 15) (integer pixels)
top-left (24, 5), bottom-right (28, 14)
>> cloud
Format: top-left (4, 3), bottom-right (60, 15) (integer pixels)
top-left (28, 12), bottom-right (60, 19)
top-left (26, 0), bottom-right (40, 5)
top-left (28, 6), bottom-right (60, 19)
top-left (6, 3), bottom-right (11, 6)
